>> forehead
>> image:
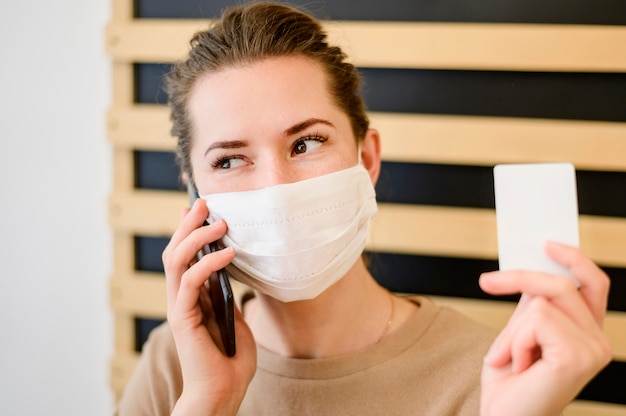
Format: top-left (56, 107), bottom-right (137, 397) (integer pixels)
top-left (187, 56), bottom-right (343, 137)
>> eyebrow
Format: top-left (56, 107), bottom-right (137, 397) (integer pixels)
top-left (204, 140), bottom-right (248, 156)
top-left (203, 118), bottom-right (335, 156)
top-left (284, 118), bottom-right (335, 136)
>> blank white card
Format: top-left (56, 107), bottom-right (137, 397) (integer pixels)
top-left (494, 163), bottom-right (580, 283)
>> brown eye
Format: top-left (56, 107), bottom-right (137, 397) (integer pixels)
top-left (211, 155), bottom-right (246, 170)
top-left (291, 136), bottom-right (326, 156)
top-left (293, 141), bottom-right (308, 155)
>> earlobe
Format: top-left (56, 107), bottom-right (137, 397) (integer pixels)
top-left (360, 128), bottom-right (382, 185)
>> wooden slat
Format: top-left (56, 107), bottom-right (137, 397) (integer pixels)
top-left (111, 63), bottom-right (133, 106)
top-left (112, 313), bottom-right (136, 398)
top-left (107, 106), bottom-right (626, 172)
top-left (369, 204), bottom-right (626, 268)
top-left (108, 106), bottom-right (173, 150)
top-left (109, 192), bottom-right (626, 268)
top-left (112, 233), bottom-right (134, 275)
top-left (113, 313), bottom-right (135, 355)
top-left (111, 273), bottom-right (167, 317)
top-left (370, 113), bottom-right (626, 172)
top-left (106, 20), bottom-right (208, 63)
top-left (112, 147), bottom-right (134, 191)
top-left (564, 400), bottom-right (626, 416)
top-left (604, 313), bottom-right (626, 362)
top-left (105, 20), bottom-right (626, 72)
top-left (370, 205), bottom-right (498, 260)
top-left (109, 190), bottom-right (183, 236)
top-left (332, 22), bottom-right (626, 72)
top-left (111, 0), bottom-right (133, 22)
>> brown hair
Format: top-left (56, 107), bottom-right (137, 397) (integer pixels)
top-left (164, 2), bottom-right (369, 179)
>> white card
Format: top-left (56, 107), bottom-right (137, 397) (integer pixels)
top-left (494, 163), bottom-right (580, 284)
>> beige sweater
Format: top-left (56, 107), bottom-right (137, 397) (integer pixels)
top-left (115, 296), bottom-right (496, 415)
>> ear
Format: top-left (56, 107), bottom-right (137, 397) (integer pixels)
top-left (360, 128), bottom-right (382, 185)
top-left (180, 171), bottom-right (190, 185)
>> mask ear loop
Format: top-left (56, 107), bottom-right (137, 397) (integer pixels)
top-left (357, 142), bottom-right (363, 165)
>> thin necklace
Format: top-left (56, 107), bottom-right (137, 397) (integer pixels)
top-left (374, 293), bottom-right (395, 344)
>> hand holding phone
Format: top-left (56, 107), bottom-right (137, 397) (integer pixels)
top-left (187, 182), bottom-right (236, 357)
top-left (494, 162), bottom-right (580, 286)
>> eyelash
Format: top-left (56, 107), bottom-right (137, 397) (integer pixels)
top-left (210, 153), bottom-right (245, 169)
top-left (293, 133), bottom-right (328, 152)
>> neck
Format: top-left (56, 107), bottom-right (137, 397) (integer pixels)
top-left (245, 258), bottom-right (409, 358)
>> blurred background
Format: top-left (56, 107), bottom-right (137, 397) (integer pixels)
top-left (0, 0), bottom-right (113, 414)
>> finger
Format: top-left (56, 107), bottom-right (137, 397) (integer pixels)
top-left (483, 294), bottom-right (534, 367)
top-left (175, 219), bottom-right (228, 269)
top-left (175, 247), bottom-right (235, 317)
top-left (172, 198), bottom-right (210, 247)
top-left (165, 218), bottom-right (229, 304)
top-left (163, 199), bottom-right (211, 273)
top-left (544, 241), bottom-right (610, 326)
top-left (163, 200), bottom-right (209, 296)
top-left (479, 270), bottom-right (598, 332)
top-left (508, 297), bottom-right (550, 373)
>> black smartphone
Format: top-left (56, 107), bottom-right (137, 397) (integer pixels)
top-left (187, 182), bottom-right (236, 357)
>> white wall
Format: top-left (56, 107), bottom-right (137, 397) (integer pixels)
top-left (0, 1), bottom-right (114, 414)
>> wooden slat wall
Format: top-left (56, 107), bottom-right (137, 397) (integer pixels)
top-left (106, 0), bottom-right (626, 414)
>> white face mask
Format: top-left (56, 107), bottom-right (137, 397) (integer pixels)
top-left (200, 164), bottom-right (378, 302)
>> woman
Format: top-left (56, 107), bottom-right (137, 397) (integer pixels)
top-left (115, 3), bottom-right (611, 415)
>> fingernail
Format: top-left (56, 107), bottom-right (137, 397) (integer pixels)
top-left (479, 271), bottom-right (497, 281)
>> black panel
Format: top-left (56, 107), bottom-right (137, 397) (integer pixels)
top-left (135, 0), bottom-right (626, 25)
top-left (367, 251), bottom-right (519, 302)
top-left (369, 251), bottom-right (626, 312)
top-left (134, 151), bottom-right (181, 190)
top-left (135, 64), bottom-right (626, 122)
top-left (576, 170), bottom-right (626, 218)
top-left (360, 69), bottom-right (626, 122)
top-left (135, 236), bottom-right (170, 272)
top-left (578, 361), bottom-right (626, 405)
top-left (135, 317), bottom-right (165, 352)
top-left (134, 63), bottom-right (170, 105)
top-left (377, 162), bottom-right (626, 218)
top-left (376, 163), bottom-right (495, 208)
top-left (605, 266), bottom-right (626, 312)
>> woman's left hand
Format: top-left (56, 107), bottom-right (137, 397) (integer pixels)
top-left (479, 241), bottom-right (612, 416)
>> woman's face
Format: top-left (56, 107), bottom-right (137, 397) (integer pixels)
top-left (187, 55), bottom-right (360, 195)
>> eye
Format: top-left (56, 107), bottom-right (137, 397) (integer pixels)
top-left (211, 155), bottom-right (247, 170)
top-left (292, 135), bottom-right (327, 156)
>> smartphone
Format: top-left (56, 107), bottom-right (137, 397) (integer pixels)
top-left (187, 182), bottom-right (236, 357)
top-left (494, 162), bottom-right (580, 286)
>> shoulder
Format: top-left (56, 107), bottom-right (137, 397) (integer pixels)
top-left (409, 295), bottom-right (497, 344)
top-left (403, 296), bottom-right (496, 376)
top-left (400, 296), bottom-right (496, 414)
